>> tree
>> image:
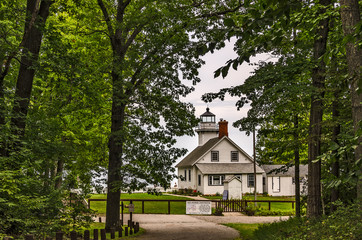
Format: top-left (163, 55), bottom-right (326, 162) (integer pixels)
top-left (94, 0), bottom-right (243, 229)
top-left (307, 0), bottom-right (331, 218)
top-left (202, 0), bottom-right (360, 217)
top-left (339, 0), bottom-right (362, 202)
top-left (10, 0), bottom-right (53, 148)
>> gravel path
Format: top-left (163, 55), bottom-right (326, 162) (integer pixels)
top-left (97, 213), bottom-right (288, 240)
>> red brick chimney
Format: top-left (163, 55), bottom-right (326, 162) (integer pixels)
top-left (218, 120), bottom-right (228, 138)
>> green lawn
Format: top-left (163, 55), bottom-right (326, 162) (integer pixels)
top-left (223, 223), bottom-right (260, 240)
top-left (242, 195), bottom-right (295, 212)
top-left (89, 193), bottom-right (192, 215)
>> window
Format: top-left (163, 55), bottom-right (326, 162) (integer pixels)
top-left (231, 151), bottom-right (239, 162)
top-left (208, 175), bottom-right (225, 186)
top-left (201, 116), bottom-right (215, 123)
top-left (248, 174), bottom-right (255, 187)
top-left (198, 175), bottom-right (201, 186)
top-left (184, 170), bottom-right (187, 181)
top-left (211, 151), bottom-right (219, 162)
top-left (188, 170), bottom-right (191, 182)
top-left (263, 177), bottom-right (266, 185)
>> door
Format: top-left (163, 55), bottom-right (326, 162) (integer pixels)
top-left (272, 177), bottom-right (280, 192)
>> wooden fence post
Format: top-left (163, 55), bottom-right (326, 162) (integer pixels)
top-left (84, 230), bottom-right (90, 240)
top-left (168, 200), bottom-right (171, 214)
top-left (55, 232), bottom-right (63, 240)
top-left (268, 201), bottom-right (271, 211)
top-left (70, 231), bottom-right (77, 240)
top-left (142, 200), bottom-right (145, 214)
top-left (100, 229), bottom-right (106, 240)
top-left (135, 222), bottom-right (140, 233)
top-left (93, 229), bottom-right (98, 240)
top-left (125, 227), bottom-right (128, 236)
top-left (118, 227), bottom-right (123, 237)
top-left (110, 228), bottom-right (115, 239)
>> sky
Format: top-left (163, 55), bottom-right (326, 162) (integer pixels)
top-left (172, 40), bottom-right (273, 184)
top-left (175, 40), bottom-right (271, 159)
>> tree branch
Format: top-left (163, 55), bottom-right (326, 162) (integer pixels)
top-left (0, 0), bottom-right (41, 82)
top-left (198, 0), bottom-right (244, 18)
top-left (123, 27), bottom-right (143, 53)
top-left (97, 0), bottom-right (115, 42)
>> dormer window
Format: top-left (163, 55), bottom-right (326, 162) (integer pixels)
top-left (211, 151), bottom-right (219, 162)
top-left (231, 151), bottom-right (239, 162)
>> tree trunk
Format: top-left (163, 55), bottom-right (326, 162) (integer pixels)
top-left (54, 158), bottom-right (64, 190)
top-left (0, 0), bottom-right (41, 156)
top-left (253, 128), bottom-right (257, 206)
top-left (294, 115), bottom-right (301, 217)
top-left (330, 90), bottom-right (340, 212)
top-left (105, 69), bottom-right (126, 229)
top-left (339, 0), bottom-right (362, 202)
top-left (307, 0), bottom-right (331, 218)
top-left (10, 0), bottom-right (52, 139)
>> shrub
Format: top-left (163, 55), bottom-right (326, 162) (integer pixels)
top-left (213, 207), bottom-right (224, 216)
top-left (243, 205), bottom-right (260, 216)
top-left (253, 203), bottom-right (362, 240)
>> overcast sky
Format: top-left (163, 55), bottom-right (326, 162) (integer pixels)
top-left (171, 40), bottom-right (275, 185)
top-left (175, 40), bottom-right (272, 158)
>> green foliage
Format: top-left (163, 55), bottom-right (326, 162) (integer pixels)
top-left (212, 207), bottom-right (224, 216)
top-left (0, 169), bottom-right (92, 237)
top-left (253, 203), bottom-right (362, 240)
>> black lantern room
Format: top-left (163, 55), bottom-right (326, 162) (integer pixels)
top-left (200, 107), bottom-right (215, 123)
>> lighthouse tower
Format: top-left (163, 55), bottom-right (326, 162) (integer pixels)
top-left (196, 108), bottom-right (219, 146)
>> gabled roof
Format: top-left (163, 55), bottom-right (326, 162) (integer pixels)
top-left (176, 137), bottom-right (220, 167)
top-left (224, 175), bottom-right (242, 183)
top-left (176, 136), bottom-right (254, 168)
top-left (196, 163), bottom-right (265, 174)
top-left (262, 165), bottom-right (308, 177)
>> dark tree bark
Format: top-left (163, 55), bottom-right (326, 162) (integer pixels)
top-left (54, 158), bottom-right (64, 190)
top-left (340, 0), bottom-right (362, 202)
top-left (105, 92), bottom-right (126, 229)
top-left (10, 0), bottom-right (52, 140)
top-left (307, 0), bottom-right (331, 218)
top-left (294, 115), bottom-right (301, 217)
top-left (0, 0), bottom-right (41, 156)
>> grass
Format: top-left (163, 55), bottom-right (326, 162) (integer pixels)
top-left (223, 223), bottom-right (260, 240)
top-left (242, 195), bottom-right (296, 212)
top-left (202, 195), bottom-right (223, 200)
top-left (89, 193), bottom-right (193, 215)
